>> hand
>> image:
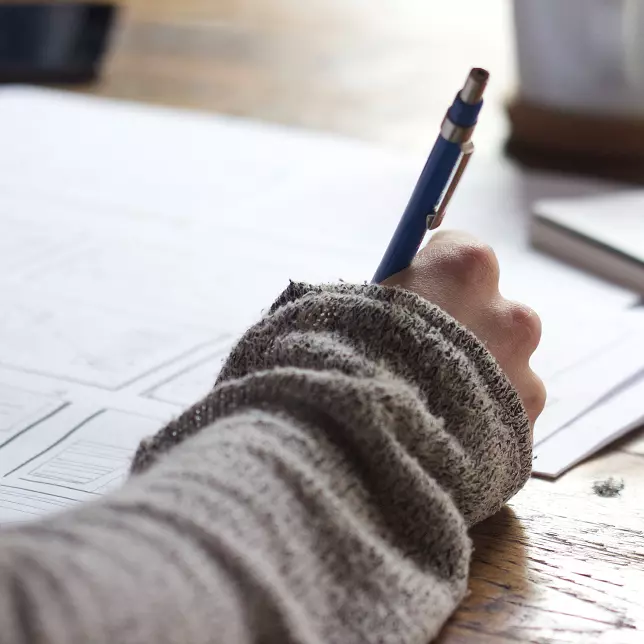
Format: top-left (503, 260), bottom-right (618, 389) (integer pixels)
top-left (383, 230), bottom-right (546, 425)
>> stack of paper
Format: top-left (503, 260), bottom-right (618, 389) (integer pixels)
top-left (0, 88), bottom-right (641, 525)
top-left (527, 190), bottom-right (644, 476)
top-left (530, 308), bottom-right (644, 476)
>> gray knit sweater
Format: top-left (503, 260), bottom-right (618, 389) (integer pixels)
top-left (0, 283), bottom-right (532, 644)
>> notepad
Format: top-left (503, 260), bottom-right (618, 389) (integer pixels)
top-left (0, 87), bottom-right (642, 524)
top-left (531, 191), bottom-right (644, 295)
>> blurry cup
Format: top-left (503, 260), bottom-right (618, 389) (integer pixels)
top-left (513, 0), bottom-right (644, 117)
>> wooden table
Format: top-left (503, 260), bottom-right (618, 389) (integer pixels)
top-left (84, 1), bottom-right (644, 641)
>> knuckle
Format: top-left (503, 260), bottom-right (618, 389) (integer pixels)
top-left (507, 302), bottom-right (542, 350)
top-left (525, 372), bottom-right (547, 419)
top-left (444, 242), bottom-right (499, 285)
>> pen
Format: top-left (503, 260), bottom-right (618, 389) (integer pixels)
top-left (372, 67), bottom-right (489, 283)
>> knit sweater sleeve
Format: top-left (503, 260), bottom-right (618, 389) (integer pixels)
top-left (0, 283), bottom-right (532, 644)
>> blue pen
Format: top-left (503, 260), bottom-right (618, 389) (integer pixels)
top-left (372, 68), bottom-right (489, 283)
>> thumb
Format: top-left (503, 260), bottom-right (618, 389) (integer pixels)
top-left (423, 228), bottom-right (481, 249)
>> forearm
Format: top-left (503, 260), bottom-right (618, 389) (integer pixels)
top-left (0, 283), bottom-right (532, 644)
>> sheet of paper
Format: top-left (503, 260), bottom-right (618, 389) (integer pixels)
top-left (533, 310), bottom-right (644, 446)
top-left (0, 87), bottom-right (642, 526)
top-left (0, 409), bottom-right (162, 524)
top-left (145, 345), bottom-right (232, 407)
top-left (533, 374), bottom-right (644, 478)
top-left (0, 384), bottom-right (64, 447)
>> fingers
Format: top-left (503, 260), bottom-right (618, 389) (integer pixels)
top-left (420, 229), bottom-right (501, 293)
top-left (383, 228), bottom-right (546, 426)
top-left (425, 229), bottom-right (481, 245)
top-left (488, 299), bottom-right (546, 424)
top-left (518, 370), bottom-right (547, 425)
top-left (490, 299), bottom-right (542, 361)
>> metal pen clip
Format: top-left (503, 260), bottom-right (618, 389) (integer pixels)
top-left (426, 140), bottom-right (475, 230)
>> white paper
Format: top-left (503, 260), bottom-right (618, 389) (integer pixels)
top-left (0, 87), bottom-right (642, 526)
top-left (0, 410), bottom-right (161, 524)
top-left (146, 345), bottom-right (232, 407)
top-left (533, 374), bottom-right (644, 478)
top-left (0, 384), bottom-right (63, 447)
top-left (533, 309), bottom-right (644, 445)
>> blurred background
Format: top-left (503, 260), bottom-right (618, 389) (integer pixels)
top-left (0, 0), bottom-right (516, 155)
top-left (99, 0), bottom-right (517, 154)
top-left (2, 0), bottom-right (644, 179)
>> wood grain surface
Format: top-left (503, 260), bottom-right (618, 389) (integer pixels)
top-left (74, 1), bottom-right (644, 641)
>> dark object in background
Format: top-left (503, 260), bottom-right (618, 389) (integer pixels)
top-left (505, 98), bottom-right (644, 185)
top-left (0, 3), bottom-right (117, 84)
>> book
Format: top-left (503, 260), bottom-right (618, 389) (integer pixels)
top-left (531, 192), bottom-right (644, 295)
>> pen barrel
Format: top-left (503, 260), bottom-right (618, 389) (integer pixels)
top-left (372, 137), bottom-right (462, 283)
